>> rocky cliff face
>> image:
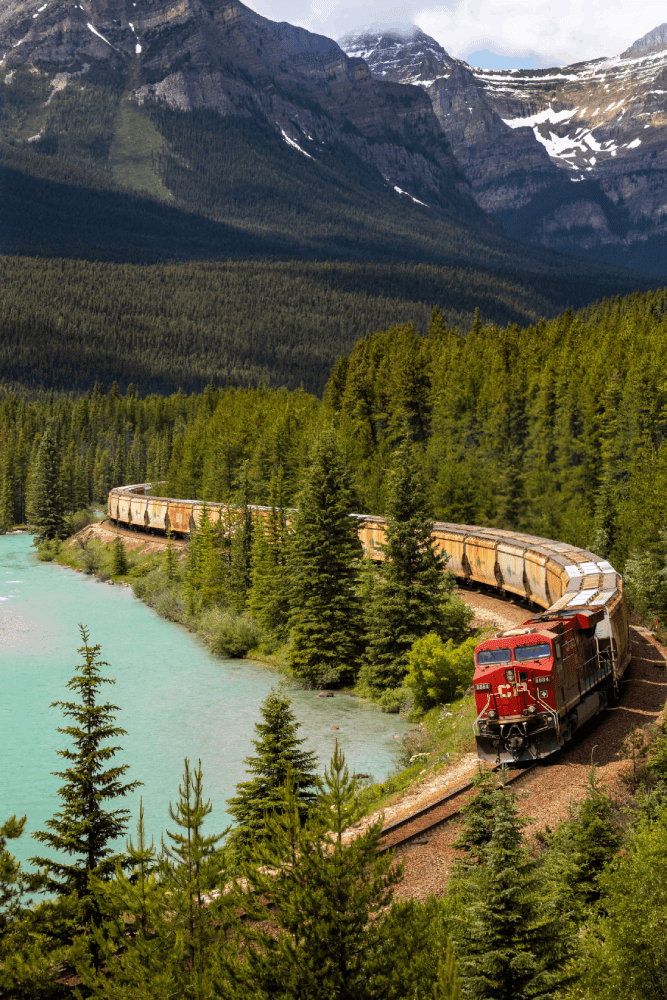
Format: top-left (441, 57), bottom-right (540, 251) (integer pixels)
top-left (339, 26), bottom-right (667, 271)
top-left (0, 0), bottom-right (482, 231)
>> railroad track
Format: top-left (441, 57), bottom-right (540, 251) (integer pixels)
top-left (378, 762), bottom-right (538, 854)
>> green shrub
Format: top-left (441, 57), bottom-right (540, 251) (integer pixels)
top-left (68, 509), bottom-right (94, 534)
top-left (378, 686), bottom-right (410, 714)
top-left (37, 539), bottom-right (62, 561)
top-left (80, 545), bottom-right (101, 575)
top-left (154, 590), bottom-right (183, 621)
top-left (405, 633), bottom-right (476, 713)
top-left (197, 608), bottom-right (262, 659)
top-left (440, 594), bottom-right (475, 642)
top-left (132, 568), bottom-right (170, 605)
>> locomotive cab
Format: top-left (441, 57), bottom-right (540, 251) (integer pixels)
top-left (473, 608), bottom-right (608, 763)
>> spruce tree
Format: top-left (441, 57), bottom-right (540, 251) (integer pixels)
top-left (78, 783), bottom-right (230, 997)
top-left (227, 688), bottom-right (317, 846)
top-left (226, 743), bottom-right (403, 1000)
top-left (26, 423), bottom-right (67, 541)
top-left (161, 759), bottom-right (227, 981)
top-left (0, 441), bottom-right (18, 532)
top-left (287, 431), bottom-right (364, 687)
top-left (30, 625), bottom-right (141, 906)
top-left (361, 445), bottom-right (446, 694)
top-left (163, 529), bottom-right (179, 582)
top-left (248, 470), bottom-right (291, 643)
top-left (454, 786), bottom-right (574, 1000)
top-left (111, 534), bottom-right (129, 576)
top-left (0, 815), bottom-right (37, 930)
top-left (229, 463), bottom-right (254, 611)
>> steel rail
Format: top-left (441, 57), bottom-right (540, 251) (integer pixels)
top-left (377, 762), bottom-right (538, 854)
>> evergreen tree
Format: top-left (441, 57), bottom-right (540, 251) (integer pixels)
top-left (160, 759), bottom-right (227, 984)
top-left (248, 470), bottom-right (291, 643)
top-left (229, 463), bottom-right (254, 611)
top-left (227, 688), bottom-right (317, 846)
top-left (0, 445), bottom-right (18, 533)
top-left (30, 625), bottom-right (141, 907)
top-left (26, 423), bottom-right (67, 541)
top-left (287, 431), bottom-right (364, 687)
top-left (433, 939), bottom-right (462, 1000)
top-left (361, 445), bottom-right (446, 694)
top-left (78, 781), bottom-right (230, 998)
top-left (163, 529), bottom-right (179, 582)
top-left (453, 765), bottom-right (500, 864)
top-left (225, 743), bottom-right (403, 1000)
top-left (0, 815), bottom-right (37, 931)
top-left (454, 785), bottom-right (574, 1000)
top-left (540, 763), bottom-right (621, 916)
top-left (111, 533), bottom-right (129, 576)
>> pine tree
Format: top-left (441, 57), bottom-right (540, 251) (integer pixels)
top-left (111, 533), bottom-right (129, 576)
top-left (433, 939), bottom-right (462, 1000)
top-left (454, 786), bottom-right (574, 1000)
top-left (30, 625), bottom-right (141, 908)
top-left (227, 688), bottom-right (317, 846)
top-left (226, 743), bottom-right (403, 1000)
top-left (287, 431), bottom-right (364, 687)
top-left (161, 759), bottom-right (228, 983)
top-left (78, 782), bottom-right (230, 998)
top-left (0, 815), bottom-right (37, 931)
top-left (229, 463), bottom-right (254, 611)
top-left (0, 443), bottom-right (18, 533)
top-left (453, 765), bottom-right (500, 864)
top-left (26, 423), bottom-right (67, 541)
top-left (248, 470), bottom-right (291, 643)
top-left (164, 529), bottom-right (179, 582)
top-left (361, 445), bottom-right (446, 694)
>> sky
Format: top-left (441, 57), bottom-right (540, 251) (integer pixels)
top-left (247, 0), bottom-right (665, 68)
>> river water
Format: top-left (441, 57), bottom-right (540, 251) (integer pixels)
top-left (0, 534), bottom-right (410, 868)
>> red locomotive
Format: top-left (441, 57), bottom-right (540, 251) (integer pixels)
top-left (473, 596), bottom-right (630, 763)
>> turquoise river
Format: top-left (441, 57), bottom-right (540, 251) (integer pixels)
top-left (0, 534), bottom-right (410, 868)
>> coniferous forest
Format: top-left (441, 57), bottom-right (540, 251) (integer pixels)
top-left (3, 278), bottom-right (667, 997)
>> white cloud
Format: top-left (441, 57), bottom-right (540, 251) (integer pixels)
top-left (253, 0), bottom-right (666, 67)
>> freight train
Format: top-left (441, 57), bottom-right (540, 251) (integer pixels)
top-left (108, 483), bottom-right (631, 764)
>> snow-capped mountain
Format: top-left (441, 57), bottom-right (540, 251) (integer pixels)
top-left (339, 24), bottom-right (667, 271)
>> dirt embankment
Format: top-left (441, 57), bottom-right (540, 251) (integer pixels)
top-left (64, 518), bottom-right (187, 556)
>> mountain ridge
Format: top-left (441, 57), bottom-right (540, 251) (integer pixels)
top-left (339, 23), bottom-right (667, 273)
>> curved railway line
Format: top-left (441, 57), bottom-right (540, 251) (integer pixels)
top-left (103, 482), bottom-right (667, 898)
top-left (378, 762), bottom-right (537, 854)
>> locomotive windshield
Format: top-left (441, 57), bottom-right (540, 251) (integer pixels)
top-left (477, 648), bottom-right (511, 665)
top-left (515, 643), bottom-right (551, 661)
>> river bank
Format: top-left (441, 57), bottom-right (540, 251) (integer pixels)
top-left (0, 533), bottom-right (414, 869)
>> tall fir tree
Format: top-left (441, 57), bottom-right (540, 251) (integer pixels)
top-left (360, 445), bottom-right (446, 694)
top-left (0, 441), bottom-right (18, 532)
top-left (230, 505), bottom-right (254, 613)
top-left (454, 785), bottom-right (574, 1000)
top-left (26, 423), bottom-right (67, 541)
top-left (248, 469), bottom-right (291, 643)
top-left (111, 534), bottom-right (129, 576)
top-left (30, 625), bottom-right (141, 908)
top-left (287, 431), bottom-right (364, 687)
top-left (225, 743), bottom-right (403, 1000)
top-left (227, 688), bottom-right (317, 846)
top-left (163, 529), bottom-right (179, 582)
top-left (160, 759), bottom-right (227, 983)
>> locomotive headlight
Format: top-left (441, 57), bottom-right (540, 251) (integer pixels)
top-left (488, 710), bottom-right (498, 720)
top-left (505, 669), bottom-right (515, 683)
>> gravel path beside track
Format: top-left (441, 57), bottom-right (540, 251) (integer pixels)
top-left (391, 604), bottom-right (667, 901)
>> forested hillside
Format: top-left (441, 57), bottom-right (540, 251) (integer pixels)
top-left (0, 254), bottom-right (658, 396)
top-left (3, 284), bottom-right (667, 623)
